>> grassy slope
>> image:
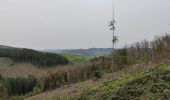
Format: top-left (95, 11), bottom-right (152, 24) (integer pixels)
top-left (26, 62), bottom-right (170, 100)
top-left (77, 64), bottom-right (170, 100)
top-left (59, 53), bottom-right (88, 64)
top-left (24, 64), bottom-right (150, 100)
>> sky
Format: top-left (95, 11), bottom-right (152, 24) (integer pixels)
top-left (0, 0), bottom-right (170, 50)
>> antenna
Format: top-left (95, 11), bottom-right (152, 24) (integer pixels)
top-left (109, 0), bottom-right (118, 73)
top-left (169, 24), bottom-right (170, 32)
top-left (109, 1), bottom-right (117, 46)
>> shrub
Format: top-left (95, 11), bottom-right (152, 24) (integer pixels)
top-left (94, 70), bottom-right (103, 80)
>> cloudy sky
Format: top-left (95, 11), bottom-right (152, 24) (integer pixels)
top-left (0, 0), bottom-right (170, 49)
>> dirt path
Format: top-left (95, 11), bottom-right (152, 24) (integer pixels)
top-left (25, 64), bottom-right (154, 100)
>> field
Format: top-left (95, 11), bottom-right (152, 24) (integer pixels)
top-left (59, 53), bottom-right (88, 64)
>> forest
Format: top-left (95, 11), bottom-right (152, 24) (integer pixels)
top-left (0, 48), bottom-right (69, 67)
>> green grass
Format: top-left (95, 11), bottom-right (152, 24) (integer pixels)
top-left (135, 60), bottom-right (145, 65)
top-left (160, 63), bottom-right (170, 70)
top-left (59, 53), bottom-right (88, 64)
top-left (76, 64), bottom-right (170, 100)
top-left (111, 70), bottom-right (170, 100)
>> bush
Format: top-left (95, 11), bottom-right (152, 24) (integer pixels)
top-left (43, 71), bottom-right (69, 91)
top-left (94, 70), bottom-right (103, 80)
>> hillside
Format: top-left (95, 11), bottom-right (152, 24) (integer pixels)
top-left (60, 53), bottom-right (88, 64)
top-left (26, 62), bottom-right (170, 100)
top-left (0, 45), bottom-right (69, 67)
top-left (0, 0), bottom-right (169, 99)
top-left (0, 57), bottom-right (93, 79)
top-left (0, 57), bottom-right (47, 78)
top-left (1, 34), bottom-right (170, 100)
top-left (78, 64), bottom-right (170, 100)
top-left (43, 48), bottom-right (113, 57)
top-left (0, 45), bottom-right (11, 49)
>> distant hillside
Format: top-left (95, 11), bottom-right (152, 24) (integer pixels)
top-left (60, 53), bottom-right (88, 64)
top-left (43, 48), bottom-right (113, 57)
top-left (0, 45), bottom-right (69, 67)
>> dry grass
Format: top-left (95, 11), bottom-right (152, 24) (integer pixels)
top-left (0, 57), bottom-right (46, 78)
top-left (0, 57), bottom-right (83, 79)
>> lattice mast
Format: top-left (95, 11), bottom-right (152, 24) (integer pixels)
top-left (109, 1), bottom-right (117, 72)
top-left (109, 1), bottom-right (117, 45)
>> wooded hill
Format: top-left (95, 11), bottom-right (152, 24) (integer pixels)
top-left (0, 46), bottom-right (69, 67)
